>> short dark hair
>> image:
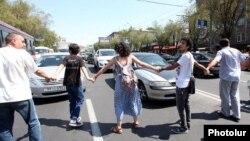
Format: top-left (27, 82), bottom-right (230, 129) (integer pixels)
top-left (69, 43), bottom-right (80, 54)
top-left (114, 42), bottom-right (130, 57)
top-left (214, 44), bottom-right (221, 51)
top-left (5, 32), bottom-right (20, 44)
top-left (180, 37), bottom-right (192, 51)
top-left (219, 38), bottom-right (229, 47)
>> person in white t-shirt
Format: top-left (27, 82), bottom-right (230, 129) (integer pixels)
top-left (0, 33), bottom-right (51, 141)
top-left (161, 37), bottom-right (208, 134)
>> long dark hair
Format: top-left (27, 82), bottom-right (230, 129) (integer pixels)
top-left (114, 42), bottom-right (130, 57)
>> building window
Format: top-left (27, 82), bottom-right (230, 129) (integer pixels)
top-left (237, 34), bottom-right (241, 42)
top-left (237, 33), bottom-right (245, 42)
top-left (242, 33), bottom-right (245, 41)
top-left (237, 17), bottom-right (245, 26)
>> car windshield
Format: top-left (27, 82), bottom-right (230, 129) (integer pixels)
top-left (37, 55), bottom-right (66, 67)
top-left (58, 49), bottom-right (69, 52)
top-left (35, 49), bottom-right (49, 54)
top-left (100, 51), bottom-right (115, 56)
top-left (203, 53), bottom-right (215, 60)
top-left (136, 54), bottom-right (168, 66)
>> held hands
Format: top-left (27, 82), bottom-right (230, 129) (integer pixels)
top-left (153, 66), bottom-right (162, 73)
top-left (88, 77), bottom-right (95, 83)
top-left (50, 75), bottom-right (58, 81)
top-left (45, 76), bottom-right (56, 82)
top-left (204, 68), bottom-right (213, 76)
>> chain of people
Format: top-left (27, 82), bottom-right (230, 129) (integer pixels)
top-left (1, 32), bottom-right (250, 140)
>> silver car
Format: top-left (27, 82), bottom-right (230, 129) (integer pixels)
top-left (131, 52), bottom-right (177, 101)
top-left (29, 52), bottom-right (86, 98)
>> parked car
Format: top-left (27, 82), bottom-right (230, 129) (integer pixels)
top-left (29, 52), bottom-right (86, 98)
top-left (94, 49), bottom-right (116, 70)
top-left (114, 52), bottom-right (177, 101)
top-left (167, 52), bottom-right (219, 78)
top-left (159, 53), bottom-right (175, 61)
top-left (34, 46), bottom-right (52, 61)
top-left (192, 52), bottom-right (219, 78)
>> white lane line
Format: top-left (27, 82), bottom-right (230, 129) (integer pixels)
top-left (86, 99), bottom-right (103, 141)
top-left (196, 89), bottom-right (221, 102)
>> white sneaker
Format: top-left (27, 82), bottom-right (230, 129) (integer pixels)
top-left (69, 120), bottom-right (77, 127)
top-left (76, 117), bottom-right (82, 124)
top-left (69, 118), bottom-right (83, 127)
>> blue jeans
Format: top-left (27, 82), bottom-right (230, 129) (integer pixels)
top-left (66, 85), bottom-right (84, 120)
top-left (0, 99), bottom-right (43, 141)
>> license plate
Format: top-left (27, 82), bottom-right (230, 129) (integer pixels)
top-left (44, 86), bottom-right (66, 92)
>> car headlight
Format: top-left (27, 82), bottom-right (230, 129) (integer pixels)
top-left (149, 81), bottom-right (172, 87)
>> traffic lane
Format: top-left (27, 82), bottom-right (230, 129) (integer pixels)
top-left (86, 68), bottom-right (179, 141)
top-left (85, 66), bottom-right (247, 141)
top-left (13, 97), bottom-right (93, 141)
top-left (195, 73), bottom-right (250, 103)
top-left (86, 70), bottom-right (250, 141)
top-left (12, 64), bottom-right (249, 141)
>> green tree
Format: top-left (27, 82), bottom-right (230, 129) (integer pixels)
top-left (148, 22), bottom-right (169, 53)
top-left (182, 3), bottom-right (210, 51)
top-left (200, 0), bottom-right (246, 38)
top-left (0, 0), bottom-right (58, 48)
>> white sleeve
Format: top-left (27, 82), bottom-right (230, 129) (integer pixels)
top-left (177, 54), bottom-right (188, 66)
top-left (23, 50), bottom-right (38, 73)
top-left (214, 51), bottom-right (222, 62)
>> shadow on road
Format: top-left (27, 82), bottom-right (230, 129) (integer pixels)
top-left (105, 78), bottom-right (115, 90)
top-left (142, 100), bottom-right (176, 109)
top-left (97, 120), bottom-right (180, 140)
top-left (39, 118), bottom-right (91, 132)
top-left (131, 120), bottom-right (181, 140)
top-left (191, 111), bottom-right (219, 120)
top-left (88, 66), bottom-right (98, 73)
top-left (33, 96), bottom-right (68, 105)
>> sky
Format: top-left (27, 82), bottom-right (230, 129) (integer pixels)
top-left (25, 0), bottom-right (192, 46)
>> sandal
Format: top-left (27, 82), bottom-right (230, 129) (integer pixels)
top-left (111, 126), bottom-right (123, 134)
top-left (132, 122), bottom-right (140, 129)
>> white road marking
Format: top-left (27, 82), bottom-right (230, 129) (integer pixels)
top-left (86, 99), bottom-right (103, 141)
top-left (196, 89), bottom-right (221, 102)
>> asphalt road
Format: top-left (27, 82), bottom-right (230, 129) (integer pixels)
top-left (13, 64), bottom-right (250, 141)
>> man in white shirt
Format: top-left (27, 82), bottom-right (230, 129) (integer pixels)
top-left (206, 38), bottom-right (246, 122)
top-left (161, 37), bottom-right (207, 133)
top-left (0, 33), bottom-right (51, 141)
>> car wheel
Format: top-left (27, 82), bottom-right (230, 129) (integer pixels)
top-left (137, 81), bottom-right (148, 101)
top-left (94, 62), bottom-right (97, 68)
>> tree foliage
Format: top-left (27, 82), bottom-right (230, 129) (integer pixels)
top-left (201, 0), bottom-right (246, 38)
top-left (0, 0), bottom-right (58, 47)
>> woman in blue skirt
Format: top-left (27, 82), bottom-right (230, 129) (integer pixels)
top-left (93, 42), bottom-right (160, 134)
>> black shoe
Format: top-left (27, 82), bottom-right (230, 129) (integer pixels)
top-left (171, 127), bottom-right (189, 134)
top-left (187, 123), bottom-right (190, 130)
top-left (230, 116), bottom-right (240, 122)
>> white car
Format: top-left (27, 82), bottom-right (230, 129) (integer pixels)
top-left (29, 52), bottom-right (86, 98)
top-left (94, 49), bottom-right (116, 70)
top-left (114, 52), bottom-right (177, 101)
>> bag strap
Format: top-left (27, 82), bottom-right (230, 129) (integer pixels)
top-left (115, 56), bottom-right (128, 67)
